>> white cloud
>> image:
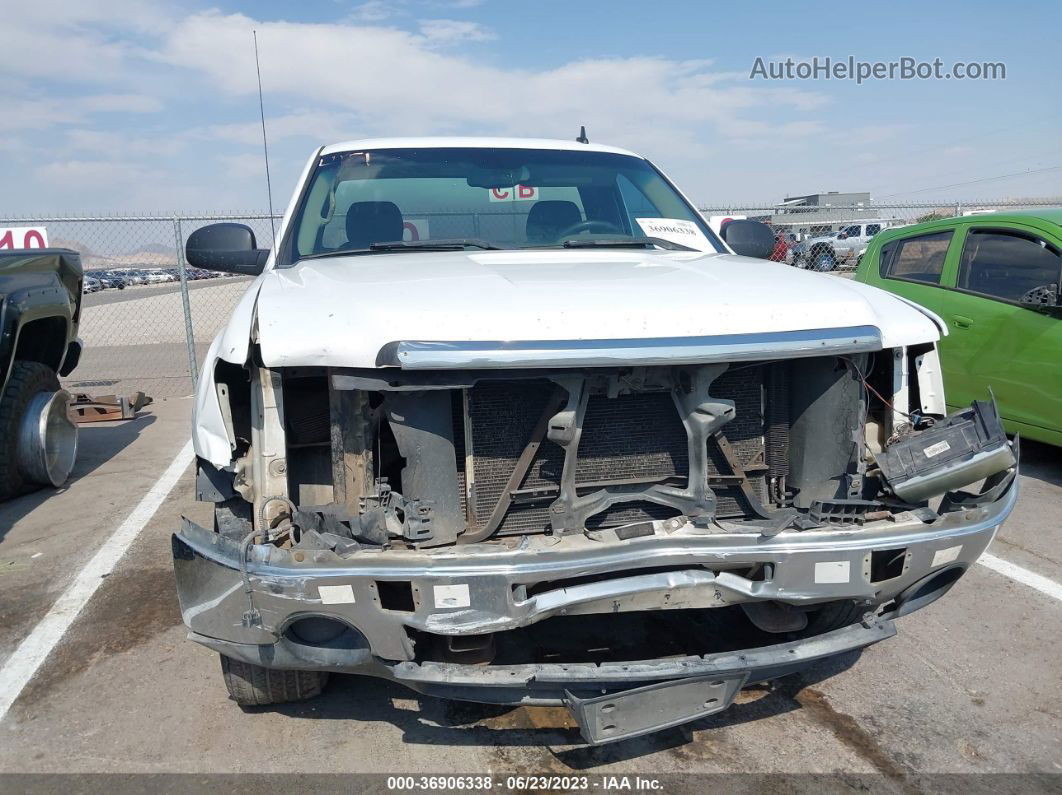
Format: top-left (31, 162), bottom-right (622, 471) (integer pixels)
top-left (0, 93), bottom-right (161, 133)
top-left (349, 0), bottom-right (487, 21)
top-left (218, 152), bottom-right (273, 180)
top-left (29, 153), bottom-right (267, 213)
top-left (0, 0), bottom-right (170, 84)
top-left (17, 3), bottom-right (1020, 210)
top-left (36, 158), bottom-right (151, 187)
top-left (202, 111), bottom-right (360, 147)
top-left (348, 1), bottom-right (396, 22)
top-left (0, 98), bottom-right (75, 133)
top-left (418, 19), bottom-right (494, 45)
top-left (155, 11), bottom-right (829, 167)
top-left (64, 128), bottom-right (184, 157)
top-left (85, 93), bottom-right (164, 113)
top-left (0, 4), bottom-right (849, 208)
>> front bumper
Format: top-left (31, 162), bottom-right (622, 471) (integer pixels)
top-left (172, 474), bottom-right (1016, 741)
top-left (194, 614), bottom-right (894, 744)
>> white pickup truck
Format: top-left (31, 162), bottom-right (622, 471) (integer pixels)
top-left (171, 137), bottom-right (1016, 745)
top-left (795, 220), bottom-right (896, 271)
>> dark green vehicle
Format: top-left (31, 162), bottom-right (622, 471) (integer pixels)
top-left (855, 209), bottom-right (1062, 446)
top-left (0, 248), bottom-right (83, 500)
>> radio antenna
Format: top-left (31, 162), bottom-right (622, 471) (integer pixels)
top-left (252, 30), bottom-right (277, 253)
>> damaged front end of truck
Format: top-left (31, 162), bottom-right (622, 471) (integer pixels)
top-left (174, 322), bottom-right (1017, 744)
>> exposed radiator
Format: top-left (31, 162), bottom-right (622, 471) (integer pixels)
top-left (458, 366), bottom-right (775, 536)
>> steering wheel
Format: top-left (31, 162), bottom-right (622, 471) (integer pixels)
top-left (556, 219), bottom-right (625, 239)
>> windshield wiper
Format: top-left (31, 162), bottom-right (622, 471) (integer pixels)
top-left (299, 247), bottom-right (372, 261)
top-left (369, 238), bottom-right (503, 251)
top-left (558, 236), bottom-right (697, 252)
top-left (299, 238), bottom-right (503, 262)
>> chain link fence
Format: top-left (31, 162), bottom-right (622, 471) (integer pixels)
top-left (0, 214), bottom-right (278, 398)
top-left (699, 198), bottom-right (1061, 272)
top-left (3, 197), bottom-right (1058, 398)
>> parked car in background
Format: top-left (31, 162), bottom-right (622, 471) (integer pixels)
top-left (856, 209), bottom-right (1062, 446)
top-left (95, 271), bottom-right (126, 289)
top-left (82, 276), bottom-right (102, 293)
top-left (0, 248), bottom-right (81, 500)
top-left (116, 269), bottom-right (147, 285)
top-left (795, 220), bottom-right (894, 271)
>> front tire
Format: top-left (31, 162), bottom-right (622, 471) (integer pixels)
top-left (0, 361), bottom-right (75, 501)
top-left (220, 655), bottom-right (330, 706)
top-left (799, 600), bottom-right (866, 637)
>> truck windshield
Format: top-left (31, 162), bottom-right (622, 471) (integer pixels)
top-left (284, 147), bottom-right (723, 263)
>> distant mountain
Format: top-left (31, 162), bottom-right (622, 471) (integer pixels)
top-left (49, 237), bottom-right (97, 259)
top-left (135, 243), bottom-right (176, 255)
top-left (32, 237), bottom-right (176, 268)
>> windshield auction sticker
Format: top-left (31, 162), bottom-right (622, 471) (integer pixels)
top-left (635, 217), bottom-right (712, 251)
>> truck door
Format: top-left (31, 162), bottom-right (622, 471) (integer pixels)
top-left (942, 224), bottom-right (1062, 436)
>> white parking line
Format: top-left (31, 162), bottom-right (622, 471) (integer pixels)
top-left (0, 439), bottom-right (194, 724)
top-left (978, 552), bottom-right (1062, 604)
top-left (0, 437), bottom-right (1057, 725)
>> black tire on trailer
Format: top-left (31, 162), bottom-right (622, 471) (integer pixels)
top-left (799, 600), bottom-right (867, 637)
top-left (219, 655), bottom-right (330, 706)
top-left (0, 361), bottom-right (61, 501)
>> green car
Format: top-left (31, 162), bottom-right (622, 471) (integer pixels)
top-left (855, 209), bottom-right (1062, 446)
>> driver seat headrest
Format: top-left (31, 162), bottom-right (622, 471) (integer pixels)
top-left (345, 201), bottom-right (404, 249)
top-left (525, 200), bottom-right (582, 244)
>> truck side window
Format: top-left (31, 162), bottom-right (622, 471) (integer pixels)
top-left (881, 231), bottom-right (953, 285)
top-left (866, 224), bottom-right (882, 237)
top-left (957, 229), bottom-right (1061, 305)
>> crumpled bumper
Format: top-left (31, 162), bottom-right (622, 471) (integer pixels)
top-left (171, 473), bottom-right (1016, 743)
top-left (192, 613), bottom-right (894, 744)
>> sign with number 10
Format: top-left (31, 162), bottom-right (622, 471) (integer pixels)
top-left (0, 227), bottom-right (49, 249)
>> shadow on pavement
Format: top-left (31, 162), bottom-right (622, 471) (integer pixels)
top-left (0, 411), bottom-right (157, 539)
top-left (261, 647), bottom-right (863, 764)
top-left (1018, 439), bottom-right (1061, 488)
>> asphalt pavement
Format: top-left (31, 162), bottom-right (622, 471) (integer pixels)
top-left (0, 399), bottom-right (1058, 791)
top-left (79, 277), bottom-right (247, 309)
top-left (64, 278), bottom-right (252, 399)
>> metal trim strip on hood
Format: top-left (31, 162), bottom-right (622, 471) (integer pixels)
top-left (376, 326), bottom-right (882, 369)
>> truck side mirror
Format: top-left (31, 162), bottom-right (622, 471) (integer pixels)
top-left (186, 223), bottom-right (269, 276)
top-left (721, 220), bottom-right (776, 260)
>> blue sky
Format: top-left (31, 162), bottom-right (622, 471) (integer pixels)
top-left (1, 0), bottom-right (1059, 213)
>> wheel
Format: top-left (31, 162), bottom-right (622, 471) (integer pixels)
top-left (799, 600), bottom-right (866, 637)
top-left (0, 361), bottom-right (77, 501)
top-left (219, 655), bottom-right (329, 706)
top-left (810, 247), bottom-right (836, 272)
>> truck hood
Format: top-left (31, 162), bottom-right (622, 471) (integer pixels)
top-left (251, 249), bottom-right (939, 369)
